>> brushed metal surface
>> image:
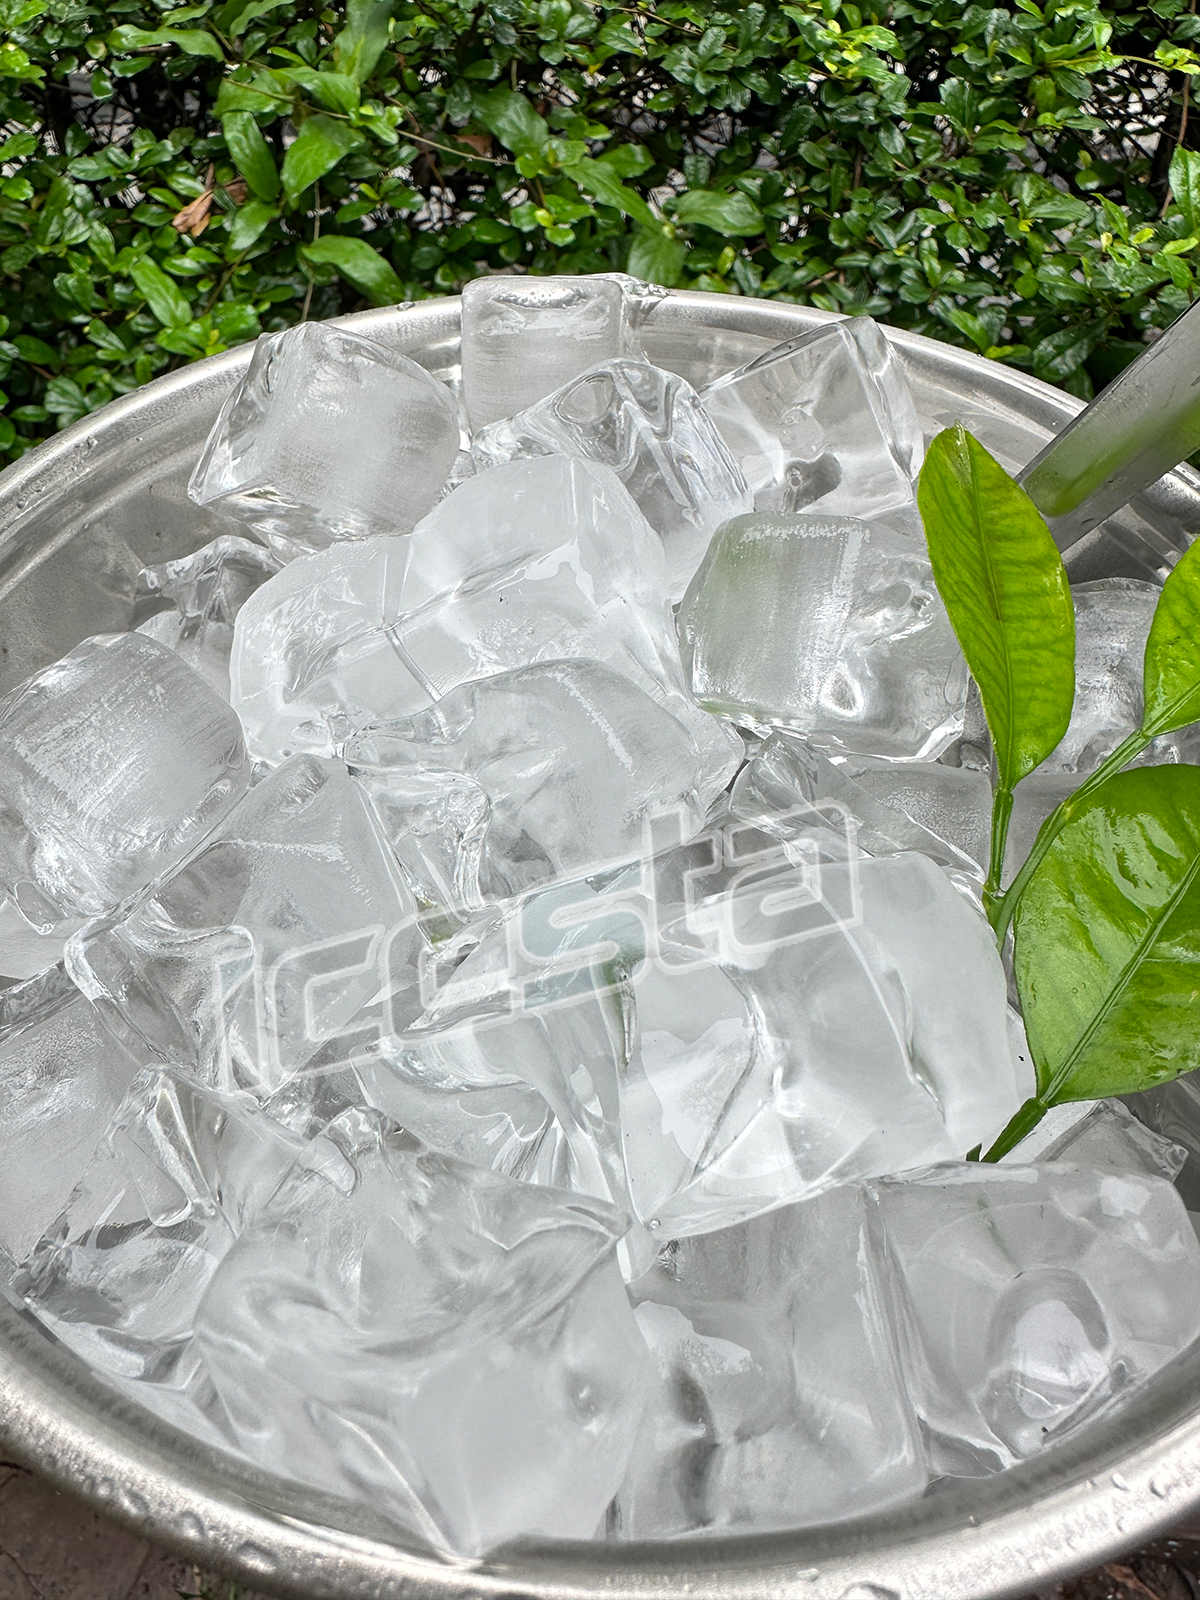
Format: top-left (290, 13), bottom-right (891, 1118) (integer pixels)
top-left (2, 291), bottom-right (1199, 1600)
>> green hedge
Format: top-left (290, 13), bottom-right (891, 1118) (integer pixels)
top-left (0, 0), bottom-right (1198, 467)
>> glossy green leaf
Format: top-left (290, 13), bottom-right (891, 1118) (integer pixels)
top-left (564, 157), bottom-right (656, 227)
top-left (1143, 535), bottom-right (1200, 737)
top-left (108, 25), bottom-right (224, 60)
top-left (281, 67), bottom-right (361, 115)
top-left (214, 0), bottom-right (291, 38)
top-left (627, 225), bottom-right (687, 286)
top-left (1014, 764), bottom-right (1200, 1104)
top-left (222, 111), bottom-right (279, 201)
top-left (670, 189), bottom-right (764, 235)
top-left (1170, 147), bottom-right (1200, 239)
top-left (917, 426), bottom-right (1076, 793)
top-left (300, 235), bottom-right (404, 307)
top-left (471, 88), bottom-right (549, 159)
top-left (280, 115), bottom-right (362, 204)
top-left (129, 256), bottom-right (191, 327)
top-left (334, 0), bottom-right (393, 83)
top-left (225, 197), bottom-right (278, 253)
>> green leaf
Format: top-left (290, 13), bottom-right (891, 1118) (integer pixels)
top-left (670, 188), bottom-right (764, 235)
top-left (1143, 536), bottom-right (1200, 737)
top-left (471, 88), bottom-right (550, 159)
top-left (564, 157), bottom-right (656, 227)
top-left (334, 0), bottom-right (393, 83)
top-left (1170, 147), bottom-right (1200, 244)
top-left (225, 197), bottom-right (279, 253)
top-left (300, 235), bottom-right (404, 306)
top-left (108, 25), bottom-right (224, 61)
top-left (13, 334), bottom-right (56, 364)
top-left (222, 111), bottom-right (280, 201)
top-left (214, 0), bottom-right (291, 37)
top-left (917, 426), bottom-right (1075, 794)
top-left (281, 67), bottom-right (361, 115)
top-left (627, 225), bottom-right (687, 286)
top-left (1014, 764), bottom-right (1200, 1107)
top-left (130, 256), bottom-right (192, 327)
top-left (280, 115), bottom-right (362, 204)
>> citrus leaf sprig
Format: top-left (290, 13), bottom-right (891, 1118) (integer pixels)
top-left (917, 428), bottom-right (1200, 1156)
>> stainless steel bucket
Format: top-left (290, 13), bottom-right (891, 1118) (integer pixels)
top-left (2, 291), bottom-right (1199, 1600)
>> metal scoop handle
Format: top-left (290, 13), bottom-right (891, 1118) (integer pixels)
top-left (1018, 295), bottom-right (1200, 552)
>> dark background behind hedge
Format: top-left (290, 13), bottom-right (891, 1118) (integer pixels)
top-left (0, 0), bottom-right (1198, 467)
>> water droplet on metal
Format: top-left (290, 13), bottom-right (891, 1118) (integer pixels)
top-left (1111, 1472), bottom-right (1130, 1491)
top-left (795, 1569), bottom-right (819, 1583)
top-left (1151, 1477), bottom-right (1171, 1499)
top-left (838, 1585), bottom-right (899, 1600)
top-left (175, 1510), bottom-right (207, 1541)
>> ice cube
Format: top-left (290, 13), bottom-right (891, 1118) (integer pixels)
top-left (730, 733), bottom-right (987, 879)
top-left (354, 882), bottom-right (638, 1236)
top-left (470, 360), bottom-right (751, 598)
top-left (1043, 579), bottom-right (1200, 773)
top-left (189, 322), bottom-right (461, 559)
top-left (134, 535), bottom-right (281, 699)
top-left (16, 1066), bottom-right (301, 1387)
top-left (0, 966), bottom-right (140, 1263)
top-left (66, 756), bottom-right (420, 1099)
top-left (700, 317), bottom-right (924, 520)
top-left (346, 659), bottom-right (735, 909)
top-left (620, 849), bottom-right (1029, 1237)
top-left (872, 1161), bottom-right (1200, 1473)
top-left (1126, 1072), bottom-right (1200, 1213)
top-left (0, 632), bottom-right (250, 934)
top-left (1007, 1099), bottom-right (1187, 1182)
top-left (616, 1183), bottom-right (924, 1537)
top-left (1004, 770), bottom-right (1078, 883)
top-left (232, 456), bottom-right (737, 773)
top-left (0, 898), bottom-right (68, 981)
top-left (193, 1105), bottom-right (650, 1555)
top-left (460, 274), bottom-right (658, 428)
top-left (679, 512), bottom-right (968, 760)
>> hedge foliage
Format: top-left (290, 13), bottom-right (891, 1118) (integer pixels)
top-left (0, 0), bottom-right (1198, 466)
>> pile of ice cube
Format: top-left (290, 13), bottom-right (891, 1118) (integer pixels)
top-left (4, 273), bottom-right (1200, 1559)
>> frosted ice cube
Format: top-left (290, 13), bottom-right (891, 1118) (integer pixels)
top-left (620, 850), bottom-right (1028, 1236)
top-left (16, 1066), bottom-right (301, 1387)
top-left (135, 535), bottom-right (281, 700)
top-left (617, 1184), bottom-right (924, 1537)
top-left (460, 273), bottom-right (658, 428)
top-left (679, 512), bottom-right (968, 760)
top-left (700, 317), bottom-right (924, 519)
top-left (1044, 578), bottom-right (1200, 773)
top-left (0, 632), bottom-right (250, 933)
top-left (346, 659), bottom-right (734, 909)
top-left (194, 1106), bottom-right (650, 1555)
top-left (470, 360), bottom-right (751, 598)
top-left (67, 756), bottom-right (419, 1099)
top-left (232, 456), bottom-right (737, 772)
top-left (0, 966), bottom-right (140, 1263)
top-left (872, 1161), bottom-right (1200, 1473)
top-left (189, 322), bottom-right (461, 559)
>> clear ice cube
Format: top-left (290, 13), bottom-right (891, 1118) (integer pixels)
top-left (1044, 578), bottom-right (1200, 774)
top-left (872, 1161), bottom-right (1200, 1473)
top-left (16, 1066), bottom-right (301, 1387)
top-left (67, 755), bottom-right (419, 1099)
top-left (345, 658), bottom-right (734, 909)
top-left (679, 512), bottom-right (968, 760)
top-left (189, 322), bottom-right (461, 559)
top-left (194, 1105), bottom-right (650, 1555)
top-left (460, 274), bottom-right (655, 428)
top-left (135, 535), bottom-right (281, 700)
top-left (700, 317), bottom-right (924, 520)
top-left (1008, 1099), bottom-right (1187, 1181)
top-left (232, 455), bottom-right (737, 773)
top-left (0, 966), bottom-right (140, 1263)
top-left (617, 1183), bottom-right (924, 1537)
top-left (0, 632), bottom-right (250, 933)
top-left (620, 850), bottom-right (1028, 1236)
top-left (469, 360), bottom-right (751, 598)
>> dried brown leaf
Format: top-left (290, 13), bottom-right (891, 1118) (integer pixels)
top-left (171, 191), bottom-right (214, 237)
